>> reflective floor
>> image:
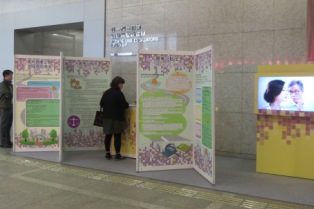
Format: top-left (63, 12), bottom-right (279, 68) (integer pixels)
top-left (0, 149), bottom-right (312, 209)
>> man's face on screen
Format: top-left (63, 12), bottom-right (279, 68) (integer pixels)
top-left (289, 84), bottom-right (303, 104)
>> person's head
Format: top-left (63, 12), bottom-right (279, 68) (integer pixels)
top-left (110, 76), bottom-right (125, 89)
top-left (288, 80), bottom-right (304, 104)
top-left (3, 69), bottom-right (13, 81)
top-left (264, 80), bottom-right (288, 104)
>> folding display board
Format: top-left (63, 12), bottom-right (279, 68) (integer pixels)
top-left (193, 46), bottom-right (215, 183)
top-left (136, 46), bottom-right (215, 184)
top-left (137, 50), bottom-right (195, 171)
top-left (62, 57), bottom-right (111, 151)
top-left (13, 55), bottom-right (62, 153)
top-left (13, 54), bottom-right (136, 159)
top-left (61, 57), bottom-right (135, 157)
top-left (255, 64), bottom-right (314, 179)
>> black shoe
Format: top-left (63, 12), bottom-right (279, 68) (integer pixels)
top-left (105, 153), bottom-right (112, 160)
top-left (114, 154), bottom-right (125, 160)
top-left (0, 144), bottom-right (12, 148)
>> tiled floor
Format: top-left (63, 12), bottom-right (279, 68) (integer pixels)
top-left (1, 149), bottom-right (313, 209)
top-left (13, 149), bottom-right (314, 207)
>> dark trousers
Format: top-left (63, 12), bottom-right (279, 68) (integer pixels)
top-left (0, 108), bottom-right (13, 146)
top-left (105, 134), bottom-right (121, 153)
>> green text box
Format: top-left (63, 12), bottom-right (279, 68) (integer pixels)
top-left (202, 86), bottom-right (212, 149)
top-left (26, 99), bottom-right (60, 127)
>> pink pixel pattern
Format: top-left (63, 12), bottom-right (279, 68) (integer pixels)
top-left (139, 53), bottom-right (194, 74)
top-left (139, 142), bottom-right (193, 167)
top-left (257, 115), bottom-right (314, 145)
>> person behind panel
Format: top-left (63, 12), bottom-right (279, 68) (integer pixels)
top-left (100, 76), bottom-right (129, 160)
top-left (0, 69), bottom-right (14, 148)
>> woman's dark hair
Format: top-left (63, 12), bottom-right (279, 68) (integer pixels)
top-left (110, 76), bottom-right (125, 88)
top-left (264, 80), bottom-right (285, 103)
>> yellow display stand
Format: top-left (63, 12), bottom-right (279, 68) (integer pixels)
top-left (111, 106), bottom-right (136, 158)
top-left (255, 65), bottom-right (314, 179)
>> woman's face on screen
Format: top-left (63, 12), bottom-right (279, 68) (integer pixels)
top-left (275, 87), bottom-right (289, 103)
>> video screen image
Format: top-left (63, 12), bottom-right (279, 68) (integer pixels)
top-left (257, 76), bottom-right (314, 112)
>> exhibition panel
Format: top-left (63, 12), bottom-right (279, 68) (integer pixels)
top-left (255, 64), bottom-right (314, 179)
top-left (14, 55), bottom-right (62, 153)
top-left (62, 57), bottom-right (111, 151)
top-left (136, 46), bottom-right (215, 184)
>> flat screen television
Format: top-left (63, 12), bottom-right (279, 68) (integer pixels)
top-left (257, 76), bottom-right (314, 112)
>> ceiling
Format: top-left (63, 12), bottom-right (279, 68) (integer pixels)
top-left (15, 22), bottom-right (83, 33)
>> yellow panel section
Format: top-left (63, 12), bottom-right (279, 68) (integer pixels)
top-left (111, 108), bottom-right (137, 157)
top-left (258, 64), bottom-right (314, 74)
top-left (256, 116), bottom-right (314, 179)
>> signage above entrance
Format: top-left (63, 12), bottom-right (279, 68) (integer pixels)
top-left (111, 24), bottom-right (159, 48)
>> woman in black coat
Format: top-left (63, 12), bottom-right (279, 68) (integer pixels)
top-left (100, 76), bottom-right (129, 160)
